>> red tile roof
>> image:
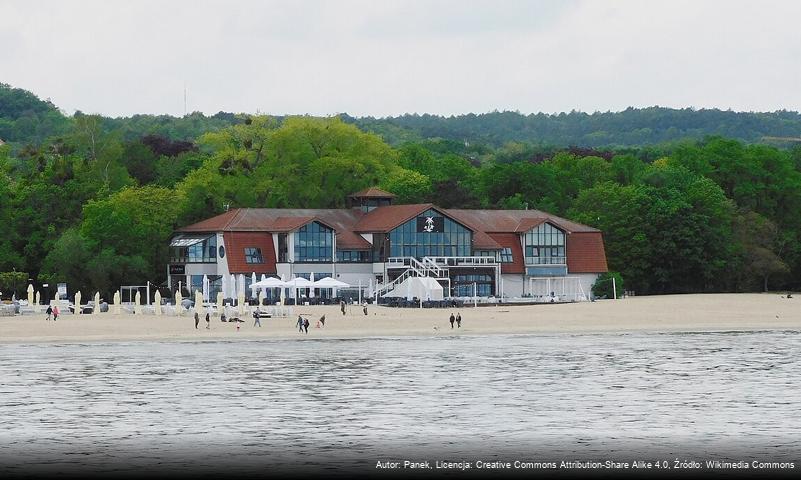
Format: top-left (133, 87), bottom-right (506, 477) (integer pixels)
top-left (348, 187), bottom-right (396, 198)
top-left (352, 204), bottom-right (435, 232)
top-left (488, 233), bottom-right (525, 274)
top-left (179, 209), bottom-right (371, 250)
top-left (567, 232), bottom-right (608, 273)
top-left (223, 232), bottom-right (277, 274)
top-left (444, 209), bottom-right (599, 233)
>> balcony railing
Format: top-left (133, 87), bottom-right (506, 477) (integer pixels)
top-left (525, 257), bottom-right (566, 265)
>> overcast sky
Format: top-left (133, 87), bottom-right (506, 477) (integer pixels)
top-left (2, 0), bottom-right (801, 117)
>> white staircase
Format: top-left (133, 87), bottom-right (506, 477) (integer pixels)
top-left (374, 257), bottom-right (451, 298)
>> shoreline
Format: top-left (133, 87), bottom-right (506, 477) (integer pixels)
top-left (1, 293), bottom-right (799, 344)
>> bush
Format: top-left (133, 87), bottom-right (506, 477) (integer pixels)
top-left (592, 272), bottom-right (624, 299)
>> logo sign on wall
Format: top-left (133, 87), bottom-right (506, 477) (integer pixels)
top-left (416, 216), bottom-right (444, 233)
top-left (169, 264), bottom-right (186, 275)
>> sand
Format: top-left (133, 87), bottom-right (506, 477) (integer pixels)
top-left (0, 293), bottom-right (798, 344)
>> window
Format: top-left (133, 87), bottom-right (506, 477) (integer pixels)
top-left (294, 222), bottom-right (333, 262)
top-left (245, 247), bottom-right (264, 264)
top-left (388, 209), bottom-right (472, 259)
top-left (500, 247), bottom-right (514, 263)
top-left (524, 223), bottom-right (565, 265)
top-left (170, 235), bottom-right (217, 263)
top-left (337, 250), bottom-right (371, 262)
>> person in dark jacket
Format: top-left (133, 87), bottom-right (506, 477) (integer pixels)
top-left (449, 313), bottom-right (455, 329)
top-left (303, 317), bottom-right (310, 334)
top-left (194, 311), bottom-right (199, 329)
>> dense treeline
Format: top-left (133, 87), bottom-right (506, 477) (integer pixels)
top-left (1, 84), bottom-right (800, 299)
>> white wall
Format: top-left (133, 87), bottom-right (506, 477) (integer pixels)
top-left (500, 274), bottom-right (526, 298)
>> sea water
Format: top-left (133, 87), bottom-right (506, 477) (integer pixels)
top-left (1, 331), bottom-right (799, 476)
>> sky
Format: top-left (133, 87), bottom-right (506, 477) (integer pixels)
top-left (2, 0), bottom-right (801, 118)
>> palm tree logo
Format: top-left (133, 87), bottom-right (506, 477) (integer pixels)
top-left (423, 216), bottom-right (435, 232)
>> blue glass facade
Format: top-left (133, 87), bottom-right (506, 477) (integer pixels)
top-left (388, 209), bottom-right (471, 258)
top-left (294, 222), bottom-right (333, 262)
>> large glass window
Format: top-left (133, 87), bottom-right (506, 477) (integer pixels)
top-left (337, 250), bottom-right (371, 262)
top-left (453, 273), bottom-right (493, 297)
top-left (295, 222), bottom-right (333, 262)
top-left (389, 209), bottom-right (472, 259)
top-left (524, 223), bottom-right (565, 265)
top-left (500, 247), bottom-right (514, 263)
top-left (170, 235), bottom-right (217, 263)
top-left (244, 247), bottom-right (264, 264)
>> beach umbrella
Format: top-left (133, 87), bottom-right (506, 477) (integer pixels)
top-left (154, 290), bottom-right (162, 315)
top-left (230, 274), bottom-right (237, 299)
top-left (287, 277), bottom-right (314, 302)
top-left (251, 272), bottom-right (257, 294)
top-left (280, 274), bottom-right (287, 304)
top-left (35, 291), bottom-right (40, 308)
top-left (309, 272), bottom-right (315, 299)
top-left (195, 289), bottom-right (203, 314)
top-left (113, 290), bottom-right (121, 315)
top-left (216, 291), bottom-right (224, 313)
top-left (312, 277), bottom-right (351, 288)
top-left (238, 274), bottom-right (245, 298)
top-left (94, 292), bottom-right (100, 315)
top-left (202, 274), bottom-right (209, 302)
top-left (221, 274), bottom-right (228, 299)
top-left (237, 289), bottom-right (246, 316)
top-left (174, 290), bottom-right (183, 314)
top-left (27, 284), bottom-right (34, 306)
top-left (75, 291), bottom-right (82, 312)
top-left (257, 288), bottom-right (263, 307)
top-left (134, 291), bottom-right (141, 315)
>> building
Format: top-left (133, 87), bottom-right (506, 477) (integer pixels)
top-left (168, 188), bottom-right (608, 302)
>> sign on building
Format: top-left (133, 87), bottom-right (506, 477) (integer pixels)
top-left (416, 216), bottom-right (444, 233)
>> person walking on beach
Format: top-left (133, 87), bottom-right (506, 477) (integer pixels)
top-left (296, 315), bottom-right (304, 333)
top-left (205, 312), bottom-right (210, 329)
top-left (319, 314), bottom-right (325, 327)
top-left (52, 305), bottom-right (59, 321)
top-left (363, 302), bottom-right (368, 315)
top-left (340, 300), bottom-right (346, 315)
top-left (456, 312), bottom-right (462, 328)
top-left (449, 313), bottom-right (455, 329)
top-left (303, 317), bottom-right (310, 334)
top-left (194, 311), bottom-right (200, 329)
top-left (45, 305), bottom-right (52, 321)
top-left (253, 308), bottom-right (262, 327)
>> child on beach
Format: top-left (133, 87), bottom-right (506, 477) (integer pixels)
top-left (205, 312), bottom-right (210, 329)
top-left (46, 305), bottom-right (52, 321)
top-left (194, 311), bottom-right (199, 329)
top-left (52, 305), bottom-right (59, 321)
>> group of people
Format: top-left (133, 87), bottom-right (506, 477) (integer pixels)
top-left (44, 305), bottom-right (60, 321)
top-left (194, 311), bottom-right (211, 329)
top-left (449, 312), bottom-right (462, 329)
top-left (339, 300), bottom-right (369, 316)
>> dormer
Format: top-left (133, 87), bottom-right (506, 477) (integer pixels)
top-left (347, 187), bottom-right (396, 212)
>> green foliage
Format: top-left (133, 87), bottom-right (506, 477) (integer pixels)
top-left (0, 271), bottom-right (29, 298)
top-left (592, 272), bottom-right (623, 299)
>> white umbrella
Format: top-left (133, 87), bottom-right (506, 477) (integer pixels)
top-left (113, 290), bottom-right (121, 314)
top-left (154, 290), bottom-right (162, 315)
top-left (309, 272), bottom-right (315, 299)
top-left (175, 290), bottom-right (183, 314)
top-left (94, 291), bottom-right (100, 315)
top-left (312, 277), bottom-right (351, 288)
top-left (134, 291), bottom-right (141, 315)
top-left (195, 289), bottom-right (204, 314)
top-left (27, 284), bottom-right (34, 306)
top-left (221, 274), bottom-right (228, 299)
top-left (251, 272), bottom-right (257, 296)
top-left (280, 274), bottom-right (287, 304)
top-left (202, 274), bottom-right (209, 302)
top-left (75, 291), bottom-right (82, 312)
top-left (216, 291), bottom-right (224, 313)
top-left (35, 291), bottom-right (40, 309)
top-left (287, 276), bottom-right (314, 303)
top-left (230, 274), bottom-right (237, 299)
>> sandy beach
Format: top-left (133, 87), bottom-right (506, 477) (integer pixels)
top-left (0, 293), bottom-right (798, 344)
